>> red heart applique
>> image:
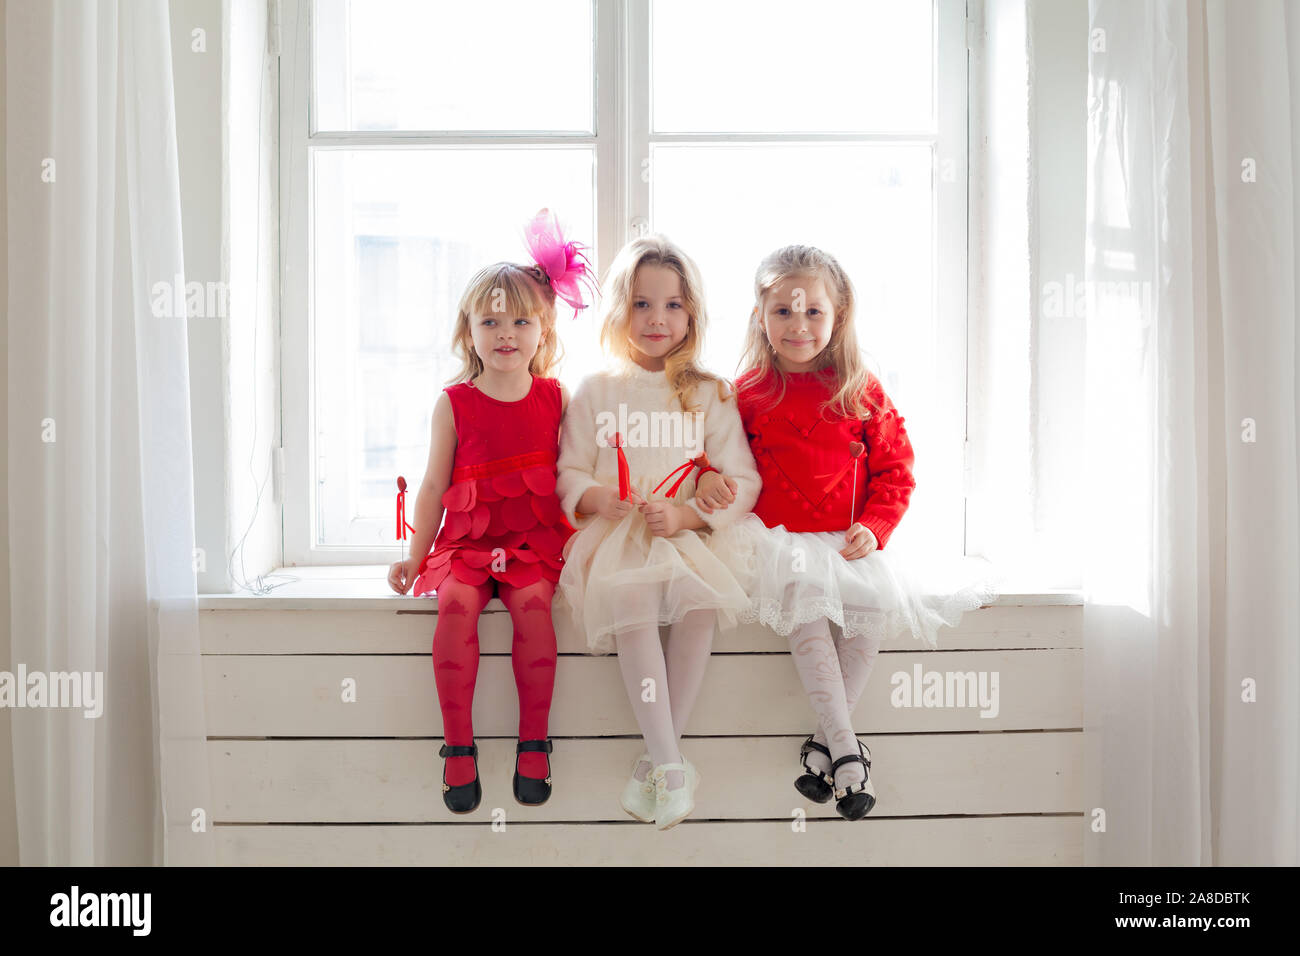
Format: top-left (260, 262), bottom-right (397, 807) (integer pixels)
top-left (762, 416), bottom-right (847, 511)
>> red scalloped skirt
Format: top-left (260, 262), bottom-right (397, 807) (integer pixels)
top-left (412, 457), bottom-right (574, 595)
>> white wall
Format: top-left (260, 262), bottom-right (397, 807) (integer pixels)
top-left (966, 0), bottom-right (1088, 588)
top-left (1029, 0), bottom-right (1087, 585)
top-left (222, 0), bottom-right (281, 592)
top-left (966, 0), bottom-right (1035, 576)
top-left (171, 0), bottom-right (230, 594)
top-left (173, 0), bottom-right (281, 594)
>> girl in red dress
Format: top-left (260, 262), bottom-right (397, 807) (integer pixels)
top-left (388, 212), bottom-right (591, 814)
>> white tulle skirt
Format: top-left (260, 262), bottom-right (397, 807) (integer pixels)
top-left (557, 510), bottom-right (752, 655)
top-left (706, 513), bottom-right (1002, 648)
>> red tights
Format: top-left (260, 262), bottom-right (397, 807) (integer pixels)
top-left (432, 576), bottom-right (558, 785)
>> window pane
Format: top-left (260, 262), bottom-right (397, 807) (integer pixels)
top-left (313, 148), bottom-right (595, 547)
top-left (651, 0), bottom-right (933, 133)
top-left (651, 144), bottom-right (958, 548)
top-left (652, 144), bottom-right (933, 375)
top-left (313, 0), bottom-right (594, 132)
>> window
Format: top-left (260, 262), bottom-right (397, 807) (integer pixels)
top-left (281, 0), bottom-right (970, 565)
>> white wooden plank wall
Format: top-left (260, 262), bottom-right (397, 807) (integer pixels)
top-left (198, 602), bottom-right (1083, 865)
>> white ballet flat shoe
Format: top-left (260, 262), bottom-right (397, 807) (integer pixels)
top-left (619, 752), bottom-right (657, 823)
top-left (651, 758), bottom-right (701, 830)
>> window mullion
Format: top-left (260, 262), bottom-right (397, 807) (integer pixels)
top-left (282, 0), bottom-right (312, 566)
top-left (595, 0), bottom-right (622, 271)
top-left (626, 0), bottom-right (651, 237)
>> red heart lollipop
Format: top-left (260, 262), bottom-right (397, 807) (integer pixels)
top-left (395, 476), bottom-right (415, 540)
top-left (395, 474), bottom-right (414, 588)
top-left (847, 442), bottom-right (865, 530)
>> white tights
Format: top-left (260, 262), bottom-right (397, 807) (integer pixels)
top-left (788, 618), bottom-right (883, 791)
top-left (616, 608), bottom-right (716, 791)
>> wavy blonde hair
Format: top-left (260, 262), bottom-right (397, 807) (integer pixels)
top-left (598, 234), bottom-right (731, 413)
top-left (447, 262), bottom-right (562, 384)
top-left (736, 244), bottom-right (884, 422)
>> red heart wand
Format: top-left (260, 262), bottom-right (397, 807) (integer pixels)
top-left (847, 441), bottom-right (865, 524)
top-left (396, 476), bottom-right (417, 574)
top-left (816, 440), bottom-right (868, 529)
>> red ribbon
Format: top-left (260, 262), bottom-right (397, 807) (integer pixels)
top-left (452, 448), bottom-right (556, 483)
top-left (612, 432), bottom-right (631, 500)
top-left (815, 443), bottom-right (867, 495)
top-left (815, 461), bottom-right (856, 495)
top-left (653, 451), bottom-right (716, 499)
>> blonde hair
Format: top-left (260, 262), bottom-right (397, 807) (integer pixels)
top-left (598, 234), bottom-right (731, 413)
top-left (447, 262), bottom-right (562, 384)
top-left (736, 244), bottom-right (884, 422)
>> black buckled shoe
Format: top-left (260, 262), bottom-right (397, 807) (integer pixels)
top-left (513, 739), bottom-right (554, 806)
top-left (831, 740), bottom-right (875, 820)
top-left (794, 735), bottom-right (835, 803)
top-left (438, 743), bottom-right (481, 814)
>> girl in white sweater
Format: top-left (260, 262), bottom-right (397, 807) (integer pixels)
top-left (556, 235), bottom-right (760, 829)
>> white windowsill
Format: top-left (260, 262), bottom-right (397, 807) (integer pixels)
top-left (196, 565), bottom-right (1083, 610)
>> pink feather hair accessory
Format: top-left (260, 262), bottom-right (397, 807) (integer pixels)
top-left (522, 208), bottom-right (597, 314)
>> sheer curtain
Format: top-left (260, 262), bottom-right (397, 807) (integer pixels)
top-left (1084, 0), bottom-right (1299, 865)
top-left (6, 0), bottom-right (213, 864)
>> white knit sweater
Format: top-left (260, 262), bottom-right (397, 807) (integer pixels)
top-left (557, 363), bottom-right (761, 531)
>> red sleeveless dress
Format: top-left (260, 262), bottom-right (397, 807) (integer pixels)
top-left (413, 376), bottom-right (574, 595)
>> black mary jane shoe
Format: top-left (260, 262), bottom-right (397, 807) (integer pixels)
top-left (793, 735), bottom-right (835, 804)
top-left (439, 743), bottom-right (482, 814)
top-left (831, 740), bottom-right (876, 821)
top-left (513, 739), bottom-right (554, 806)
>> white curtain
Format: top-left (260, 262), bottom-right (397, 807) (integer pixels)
top-left (6, 0), bottom-right (213, 864)
top-left (1084, 0), bottom-right (1299, 865)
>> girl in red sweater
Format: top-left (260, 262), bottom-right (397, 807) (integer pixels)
top-left (704, 245), bottom-right (999, 820)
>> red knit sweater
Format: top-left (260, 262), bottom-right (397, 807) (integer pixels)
top-left (735, 366), bottom-right (916, 548)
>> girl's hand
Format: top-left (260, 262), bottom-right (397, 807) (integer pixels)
top-left (388, 557), bottom-right (422, 594)
top-left (594, 484), bottom-right (644, 520)
top-left (694, 471), bottom-right (738, 514)
top-left (640, 500), bottom-right (685, 538)
top-left (839, 523), bottom-right (878, 561)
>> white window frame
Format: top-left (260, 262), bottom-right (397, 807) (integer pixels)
top-left (278, 0), bottom-right (971, 567)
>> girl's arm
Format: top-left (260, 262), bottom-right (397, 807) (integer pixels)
top-left (683, 383), bottom-right (761, 530)
top-left (852, 376), bottom-right (916, 550)
top-left (392, 392), bottom-right (456, 592)
top-left (557, 381), bottom-right (570, 461)
top-left (556, 376), bottom-right (605, 529)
